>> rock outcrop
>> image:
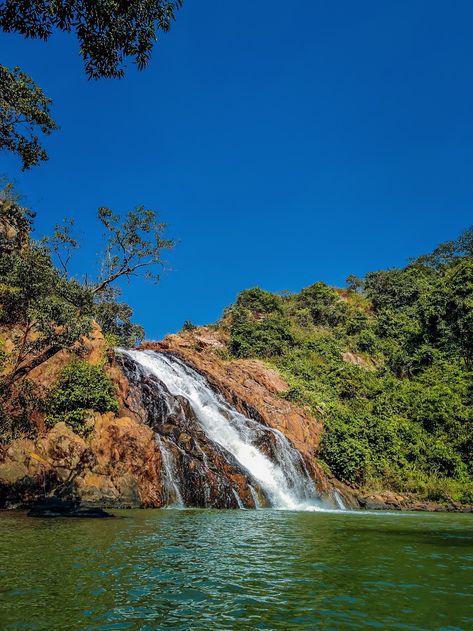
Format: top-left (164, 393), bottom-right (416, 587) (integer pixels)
top-left (1, 325), bottom-right (352, 509)
top-left (141, 328), bottom-right (355, 506)
top-left (0, 416), bottom-right (164, 508)
top-left (0, 324), bottom-right (167, 509)
top-left (3, 325), bottom-right (464, 512)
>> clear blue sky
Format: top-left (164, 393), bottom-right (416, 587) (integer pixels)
top-left (1, 1), bottom-right (472, 339)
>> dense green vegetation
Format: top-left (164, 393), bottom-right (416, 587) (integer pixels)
top-left (0, 185), bottom-right (172, 440)
top-left (45, 360), bottom-right (118, 435)
top-left (225, 230), bottom-right (473, 503)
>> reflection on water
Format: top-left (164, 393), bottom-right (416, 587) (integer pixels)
top-left (0, 509), bottom-right (472, 630)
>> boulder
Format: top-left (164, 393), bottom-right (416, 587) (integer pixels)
top-left (27, 497), bottom-right (112, 518)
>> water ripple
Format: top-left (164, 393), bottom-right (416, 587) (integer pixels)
top-left (0, 509), bottom-right (472, 630)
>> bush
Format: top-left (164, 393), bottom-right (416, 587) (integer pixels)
top-left (230, 312), bottom-right (293, 358)
top-left (320, 426), bottom-right (370, 485)
top-left (355, 329), bottom-right (378, 354)
top-left (235, 288), bottom-right (283, 314)
top-left (182, 320), bottom-right (197, 332)
top-left (296, 282), bottom-right (345, 326)
top-left (45, 360), bottom-right (118, 435)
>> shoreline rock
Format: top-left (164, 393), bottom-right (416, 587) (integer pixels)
top-left (27, 497), bottom-right (113, 518)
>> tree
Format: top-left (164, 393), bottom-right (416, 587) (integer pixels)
top-left (0, 0), bottom-right (183, 80)
top-left (43, 218), bottom-right (78, 278)
top-left (0, 240), bottom-right (93, 385)
top-left (93, 290), bottom-right (145, 347)
top-left (346, 274), bottom-right (363, 293)
top-left (0, 65), bottom-right (57, 170)
top-left (0, 191), bottom-right (174, 388)
top-left (91, 205), bottom-right (174, 294)
top-left (39, 205), bottom-right (173, 346)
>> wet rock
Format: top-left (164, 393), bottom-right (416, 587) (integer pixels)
top-left (140, 330), bottom-right (354, 504)
top-left (116, 353), bottom-right (262, 508)
top-left (27, 497), bottom-right (113, 518)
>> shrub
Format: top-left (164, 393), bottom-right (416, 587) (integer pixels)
top-left (355, 329), bottom-right (378, 354)
top-left (296, 282), bottom-right (345, 326)
top-left (235, 288), bottom-right (283, 315)
top-left (230, 312), bottom-right (293, 358)
top-left (45, 360), bottom-right (118, 435)
top-left (182, 320), bottom-right (197, 332)
top-left (320, 427), bottom-right (370, 485)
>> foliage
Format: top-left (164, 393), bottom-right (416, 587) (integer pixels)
top-left (0, 235), bottom-right (94, 384)
top-left (295, 282), bottom-right (347, 326)
top-left (225, 228), bottom-right (473, 502)
top-left (0, 0), bottom-right (183, 79)
top-left (38, 204), bottom-right (174, 346)
top-left (45, 360), bottom-right (118, 435)
top-left (0, 184), bottom-right (173, 439)
top-left (227, 289), bottom-right (293, 359)
top-left (182, 320), bottom-right (197, 332)
top-left (91, 206), bottom-right (174, 295)
top-left (235, 288), bottom-right (283, 314)
top-left (0, 64), bottom-right (57, 170)
top-left (94, 293), bottom-right (145, 348)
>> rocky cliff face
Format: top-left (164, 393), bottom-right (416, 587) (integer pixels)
top-left (1, 324), bottom-right (355, 509)
top-left (0, 326), bottom-right (166, 508)
top-left (140, 328), bottom-right (351, 504)
top-left (4, 325), bottom-right (461, 511)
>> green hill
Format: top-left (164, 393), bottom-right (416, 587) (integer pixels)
top-left (218, 229), bottom-right (473, 504)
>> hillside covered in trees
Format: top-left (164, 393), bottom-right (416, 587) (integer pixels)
top-left (1, 185), bottom-right (471, 508)
top-left (215, 230), bottom-right (473, 504)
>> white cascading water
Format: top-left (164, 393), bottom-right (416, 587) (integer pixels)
top-left (155, 435), bottom-right (184, 507)
top-left (121, 349), bottom-right (324, 510)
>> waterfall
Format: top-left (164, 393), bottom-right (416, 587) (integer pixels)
top-left (232, 489), bottom-right (244, 509)
top-left (249, 485), bottom-right (262, 509)
top-left (155, 435), bottom-right (184, 507)
top-left (118, 349), bottom-right (327, 511)
top-left (332, 489), bottom-right (347, 510)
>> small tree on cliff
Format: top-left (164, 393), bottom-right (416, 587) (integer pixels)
top-left (48, 204), bottom-right (173, 346)
top-left (90, 206), bottom-right (174, 294)
top-left (0, 188), bottom-right (174, 387)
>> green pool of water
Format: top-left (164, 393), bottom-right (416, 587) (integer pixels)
top-left (0, 508), bottom-right (472, 630)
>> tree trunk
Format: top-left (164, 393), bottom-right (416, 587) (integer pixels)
top-left (6, 345), bottom-right (62, 385)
